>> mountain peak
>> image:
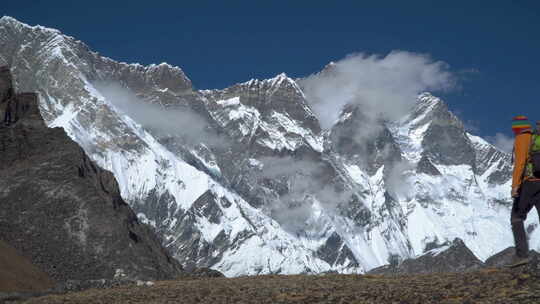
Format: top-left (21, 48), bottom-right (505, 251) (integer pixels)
top-left (417, 92), bottom-right (444, 107)
top-left (0, 16), bottom-right (21, 25)
top-left (405, 92), bottom-right (452, 127)
top-left (240, 72), bottom-right (303, 94)
top-left (399, 93), bottom-right (443, 128)
top-left (0, 17), bottom-right (193, 93)
top-left (0, 15), bottom-right (61, 35)
top-left (267, 72), bottom-right (294, 87)
top-left (311, 61), bottom-right (338, 78)
top-left (148, 62), bottom-right (182, 70)
top-left (146, 62), bottom-right (190, 80)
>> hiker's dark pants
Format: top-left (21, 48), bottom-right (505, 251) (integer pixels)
top-left (511, 180), bottom-right (540, 257)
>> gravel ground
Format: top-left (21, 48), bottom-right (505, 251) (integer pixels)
top-left (22, 267), bottom-right (540, 304)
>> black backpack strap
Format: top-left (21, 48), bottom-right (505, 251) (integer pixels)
top-left (524, 133), bottom-right (536, 180)
top-left (512, 145), bottom-right (515, 163)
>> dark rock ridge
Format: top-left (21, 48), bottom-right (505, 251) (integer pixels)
top-left (484, 247), bottom-right (540, 269)
top-left (369, 238), bottom-right (484, 275)
top-left (0, 67), bottom-right (184, 282)
top-left (410, 93), bottom-right (475, 168)
top-left (368, 240), bottom-right (540, 276)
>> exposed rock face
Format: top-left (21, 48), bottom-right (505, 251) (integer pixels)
top-left (0, 67), bottom-right (183, 282)
top-left (369, 239), bottom-right (484, 274)
top-left (484, 247), bottom-right (540, 269)
top-left (484, 247), bottom-right (518, 268)
top-left (416, 155), bottom-right (442, 176)
top-left (419, 98), bottom-right (475, 167)
top-left (328, 104), bottom-right (403, 175)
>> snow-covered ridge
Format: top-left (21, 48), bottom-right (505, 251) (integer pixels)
top-left (243, 73), bottom-right (293, 87)
top-left (202, 73), bottom-right (322, 153)
top-left (0, 15), bottom-right (192, 93)
top-left (233, 73), bottom-right (311, 105)
top-left (1, 15), bottom-right (65, 35)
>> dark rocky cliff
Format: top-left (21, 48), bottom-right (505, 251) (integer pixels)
top-left (0, 66), bottom-right (184, 282)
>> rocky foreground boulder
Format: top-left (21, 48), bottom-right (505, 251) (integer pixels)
top-left (485, 247), bottom-right (540, 270)
top-left (368, 238), bottom-right (540, 278)
top-left (369, 238), bottom-right (484, 275)
top-left (0, 66), bottom-right (185, 284)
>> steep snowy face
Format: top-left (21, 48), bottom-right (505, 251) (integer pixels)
top-left (468, 134), bottom-right (512, 186)
top-left (0, 17), bottom-right (522, 276)
top-left (199, 76), bottom-right (394, 272)
top-left (392, 93), bottom-right (473, 166)
top-left (419, 95), bottom-right (475, 167)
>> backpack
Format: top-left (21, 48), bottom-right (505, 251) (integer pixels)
top-left (527, 133), bottom-right (540, 178)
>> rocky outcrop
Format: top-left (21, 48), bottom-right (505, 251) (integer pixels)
top-left (416, 155), bottom-right (441, 176)
top-left (369, 239), bottom-right (484, 275)
top-left (0, 67), bottom-right (184, 283)
top-left (368, 242), bottom-right (540, 277)
top-left (484, 247), bottom-right (540, 269)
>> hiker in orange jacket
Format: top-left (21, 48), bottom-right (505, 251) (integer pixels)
top-left (508, 115), bottom-right (540, 267)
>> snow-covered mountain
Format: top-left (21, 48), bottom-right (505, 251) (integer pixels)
top-left (0, 16), bottom-right (534, 276)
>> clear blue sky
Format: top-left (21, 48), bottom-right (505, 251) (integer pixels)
top-left (3, 0), bottom-right (540, 139)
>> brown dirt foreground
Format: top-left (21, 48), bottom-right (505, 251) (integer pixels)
top-left (24, 268), bottom-right (540, 304)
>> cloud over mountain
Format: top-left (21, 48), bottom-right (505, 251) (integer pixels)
top-left (301, 51), bottom-right (456, 129)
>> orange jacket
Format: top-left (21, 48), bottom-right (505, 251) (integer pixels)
top-left (513, 132), bottom-right (534, 189)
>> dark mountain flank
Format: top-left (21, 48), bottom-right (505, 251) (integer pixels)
top-left (0, 66), bottom-right (183, 283)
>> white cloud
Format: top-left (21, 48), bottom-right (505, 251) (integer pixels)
top-left (300, 51), bottom-right (456, 129)
top-left (94, 82), bottom-right (225, 146)
top-left (488, 133), bottom-right (514, 153)
top-left (256, 156), bottom-right (353, 232)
